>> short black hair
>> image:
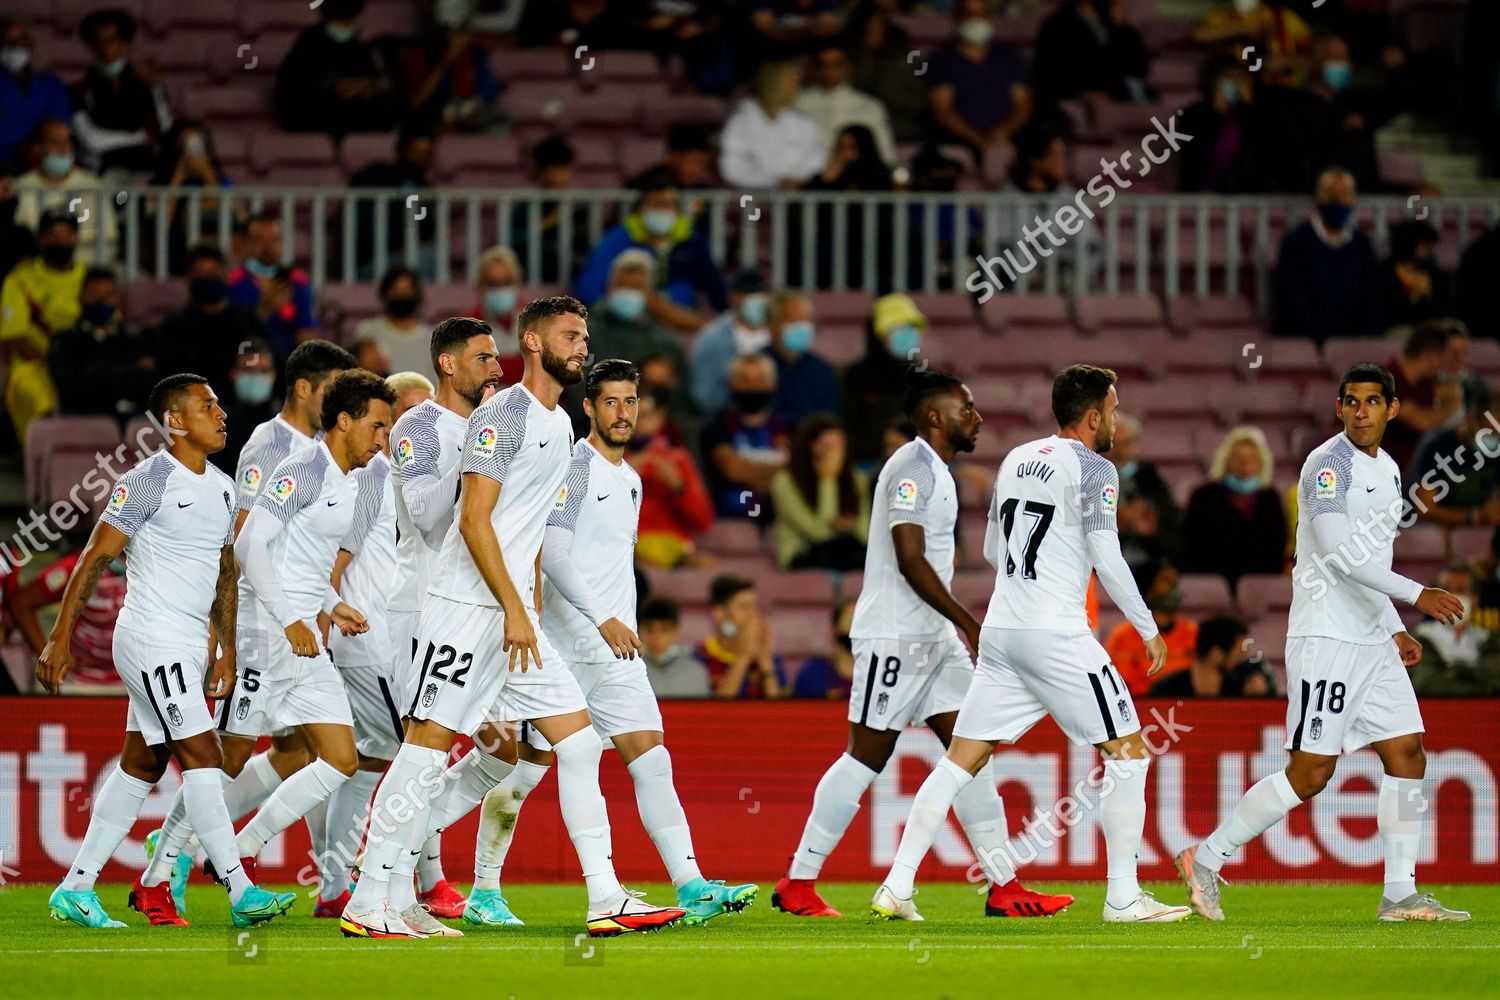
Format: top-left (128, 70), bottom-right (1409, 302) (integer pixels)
top-left (585, 359), bottom-right (640, 402)
top-left (82, 266), bottom-right (116, 287)
top-left (395, 119), bottom-right (435, 154)
top-left (36, 208), bottom-right (78, 234)
top-left (667, 124), bottom-right (712, 153)
top-left (1336, 362), bottom-right (1395, 403)
top-left (429, 315), bottom-right (493, 374)
top-left (1403, 322), bottom-right (1449, 359)
top-left (378, 265), bottom-right (421, 298)
top-left (247, 208), bottom-right (279, 229)
top-left (185, 243), bottom-right (225, 268)
top-left (80, 8), bottom-right (137, 44)
top-left (1196, 615), bottom-right (1248, 660)
top-left (709, 574), bottom-right (755, 607)
top-left (320, 368), bottom-right (397, 429)
top-left (147, 373), bottom-right (209, 422)
top-left (632, 166), bottom-right (679, 207)
top-left (639, 595), bottom-right (680, 625)
top-left (902, 368), bottom-right (964, 423)
top-left (532, 136), bottom-right (575, 170)
top-left (285, 339), bottom-right (357, 393)
top-left (515, 295), bottom-right (587, 342)
top-left (1052, 364), bottom-right (1118, 427)
top-left (320, 0), bottom-right (365, 20)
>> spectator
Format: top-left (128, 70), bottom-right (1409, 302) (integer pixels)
top-left (1439, 320), bottom-right (1488, 414)
top-left (215, 336), bottom-right (277, 475)
top-left (1105, 559), bottom-right (1199, 694)
top-left (70, 8), bottom-right (172, 174)
top-left (573, 169), bottom-right (727, 332)
top-left (1176, 55), bottom-right (1262, 193)
top-left (151, 244), bottom-right (267, 405)
top-left (842, 294), bottom-right (927, 465)
top-left (474, 244), bottom-right (525, 384)
top-left (10, 548), bottom-right (126, 690)
top-left (0, 167), bottom-right (35, 279)
top-left (47, 266), bottom-right (154, 416)
top-left (632, 4), bottom-right (735, 97)
top-left (631, 389), bottom-right (716, 569)
top-left (1456, 220), bottom-right (1500, 341)
top-left (350, 336), bottom-right (392, 377)
top-left (14, 118), bottom-right (117, 265)
top-left (795, 44), bottom-right (896, 167)
top-left (148, 119), bottom-right (237, 274)
top-left (1146, 615), bottom-right (1254, 698)
top-left (926, 0), bottom-right (1032, 151)
top-left (1, 209), bottom-right (84, 440)
top-left (1410, 387), bottom-right (1500, 528)
top-left (1111, 412), bottom-right (1183, 562)
top-left (1034, 0), bottom-right (1150, 108)
top-left (275, 0), bottom-right (398, 136)
top-left (354, 266), bottom-right (433, 378)
top-left (349, 121), bottom-right (437, 279)
top-left (631, 126), bottom-right (718, 230)
top-left (805, 124), bottom-right (891, 192)
top-left (770, 413), bottom-right (870, 570)
top-left (516, 0), bottom-right (629, 49)
top-left (1182, 425), bottom-right (1287, 585)
top-left (1411, 564), bottom-right (1500, 695)
top-left (846, 1), bottom-right (926, 145)
top-left (0, 17), bottom-right (70, 170)
top-left (1382, 321), bottom-right (1462, 475)
top-left (764, 291), bottom-right (838, 430)
top-left (1192, 0), bottom-right (1311, 70)
top-left (1007, 124), bottom-right (1067, 193)
top-left (718, 61), bottom-right (827, 189)
top-left (227, 211), bottom-right (317, 361)
top-left (434, 0), bottom-right (526, 41)
top-left (690, 269), bottom-right (772, 415)
top-left (744, 0), bottom-right (842, 63)
top-left (1381, 220), bottom-right (1453, 330)
top-left (792, 598), bottom-right (856, 699)
top-left (387, 23), bottom-right (500, 132)
top-left (701, 353), bottom-right (791, 518)
top-left (697, 574), bottom-right (786, 698)
top-left (583, 249), bottom-right (687, 375)
top-left (511, 136), bottom-right (591, 284)
top-left (1273, 167), bottom-right (1382, 345)
top-left (636, 350), bottom-right (696, 443)
top-left (638, 595), bottom-right (712, 698)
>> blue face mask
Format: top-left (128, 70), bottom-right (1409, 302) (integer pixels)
top-left (780, 321), bottom-right (815, 354)
top-left (485, 286), bottom-right (518, 316)
top-left (1219, 80), bottom-right (1240, 106)
top-left (325, 23), bottom-right (358, 44)
top-left (1118, 459), bottom-right (1139, 479)
top-left (42, 152), bottom-right (73, 178)
top-left (886, 324), bottom-right (921, 361)
top-left (244, 257), bottom-right (279, 280)
top-left (235, 372), bottom-right (275, 405)
top-left (1322, 61), bottom-right (1351, 92)
top-left (1223, 473), bottom-right (1261, 495)
top-left (1317, 201), bottom-right (1353, 231)
top-left (609, 287), bottom-right (646, 321)
top-left (83, 302), bottom-right (116, 327)
top-left (641, 209), bottom-right (677, 237)
top-left (739, 294), bottom-right (768, 328)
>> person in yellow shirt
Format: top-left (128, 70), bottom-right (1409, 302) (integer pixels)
top-left (1, 209), bottom-right (84, 440)
top-left (1194, 0), bottom-right (1312, 80)
top-left (1104, 559), bottom-right (1200, 695)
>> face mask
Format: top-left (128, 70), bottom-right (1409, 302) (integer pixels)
top-left (641, 209), bottom-right (677, 237)
top-left (886, 324), bottom-right (921, 361)
top-left (183, 133), bottom-right (207, 158)
top-left (1148, 587), bottom-right (1182, 614)
top-left (325, 23), bottom-right (358, 43)
top-left (1317, 201), bottom-right (1353, 231)
top-left (1118, 459), bottom-right (1139, 479)
top-left (739, 294), bottom-right (769, 328)
top-left (98, 57), bottom-right (127, 77)
top-left (779, 321), bottom-right (815, 354)
top-left (1457, 594), bottom-right (1473, 624)
top-left (82, 302), bottom-right (116, 328)
top-left (484, 286), bottom-right (518, 316)
top-left (1322, 61), bottom-right (1352, 92)
top-left (40, 244), bottom-right (75, 269)
top-left (189, 276), bottom-right (227, 305)
top-left (386, 296), bottom-right (419, 319)
top-left (235, 372), bottom-right (275, 405)
top-left (720, 619), bottom-right (738, 639)
top-left (1219, 80), bottom-right (1240, 106)
top-left (244, 257), bottom-right (279, 280)
top-left (41, 152), bottom-right (73, 178)
top-left (609, 287), bottom-right (647, 322)
top-left (1223, 473), bottom-right (1261, 494)
top-left (733, 389), bottom-right (772, 414)
top-left (1232, 0), bottom-right (1258, 15)
top-left (0, 47), bottom-right (30, 74)
top-left (733, 325), bottom-right (772, 356)
top-left (957, 17), bottom-right (993, 46)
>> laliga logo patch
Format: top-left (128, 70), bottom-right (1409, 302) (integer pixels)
top-left (553, 484), bottom-right (568, 511)
top-left (892, 478), bottom-right (918, 511)
top-left (394, 437), bottom-right (414, 466)
top-left (473, 426), bottom-right (497, 455)
top-left (1100, 485), bottom-right (1118, 511)
top-left (1315, 468), bottom-right (1337, 498)
top-left (241, 465), bottom-right (262, 491)
top-left (269, 475), bottom-right (296, 504)
top-left (110, 485), bottom-right (128, 509)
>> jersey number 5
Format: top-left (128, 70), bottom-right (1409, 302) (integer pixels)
top-left (997, 499), bottom-right (1055, 579)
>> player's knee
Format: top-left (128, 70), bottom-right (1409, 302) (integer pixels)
top-left (552, 726), bottom-right (604, 766)
top-left (322, 748), bottom-right (360, 777)
top-left (1289, 757), bottom-right (1337, 798)
top-left (173, 736), bottom-right (224, 772)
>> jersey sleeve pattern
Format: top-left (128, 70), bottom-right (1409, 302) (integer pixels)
top-left (341, 460), bottom-right (390, 554)
top-left (885, 449), bottom-right (936, 526)
top-left (235, 423), bottom-right (295, 511)
top-left (1303, 439), bottom-right (1353, 518)
top-left (254, 447), bottom-right (328, 525)
top-left (546, 448), bottom-right (592, 532)
top-left (1074, 443), bottom-right (1121, 534)
top-left (392, 405), bottom-right (440, 482)
top-left (462, 390), bottom-right (530, 484)
top-left (99, 454), bottom-right (172, 538)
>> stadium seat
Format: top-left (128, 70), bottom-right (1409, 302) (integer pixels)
top-left (122, 415), bottom-right (169, 458)
top-left (25, 416), bottom-right (123, 510)
top-left (700, 520), bottom-right (767, 557)
top-left (1179, 573), bottom-right (1235, 614)
top-left (1447, 525), bottom-right (1493, 560)
top-left (1074, 293), bottom-right (1165, 335)
top-left (1236, 573), bottom-right (1292, 618)
top-left (765, 572), bottom-right (838, 607)
top-left (123, 278), bottom-right (186, 327)
top-left (978, 293), bottom-right (1071, 335)
top-left (491, 48), bottom-right (575, 83)
top-left (1166, 295), bottom-right (1259, 333)
top-left (644, 567), bottom-right (719, 607)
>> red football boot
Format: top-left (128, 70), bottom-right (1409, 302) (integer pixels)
top-left (314, 889), bottom-right (352, 918)
top-left (128, 875), bottom-right (189, 926)
top-left (771, 876), bottom-right (842, 917)
top-left (984, 879), bottom-right (1074, 917)
top-left (417, 879), bottom-right (467, 919)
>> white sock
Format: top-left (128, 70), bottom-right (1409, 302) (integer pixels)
top-left (553, 728), bottom-right (622, 907)
top-left (953, 760), bottom-right (1017, 888)
top-left (223, 752), bottom-right (286, 820)
top-left (788, 754), bottom-right (879, 880)
top-left (416, 834), bottom-right (446, 894)
top-left (180, 768), bottom-right (251, 904)
top-left (474, 759), bottom-right (550, 890)
top-left (321, 768), bottom-right (382, 901)
top-left (389, 815), bottom-right (425, 912)
top-left (427, 748), bottom-right (516, 835)
top-left (347, 744), bottom-right (447, 911)
top-left (627, 746), bottom-right (701, 888)
top-left (142, 766), bottom-right (238, 888)
top-left (1101, 758), bottom-right (1151, 908)
top-left (1379, 775), bottom-right (1423, 902)
top-left (1200, 769), bottom-right (1302, 874)
top-left (304, 795), bottom-right (330, 894)
top-left (62, 767), bottom-right (154, 891)
top-left (236, 759), bottom-right (348, 858)
top-left (884, 758), bottom-right (973, 899)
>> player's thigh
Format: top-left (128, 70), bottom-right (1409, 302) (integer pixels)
top-left (1022, 630), bottom-right (1141, 746)
top-left (848, 637), bottom-right (947, 732)
top-left (1345, 645), bottom-right (1425, 754)
top-left (951, 628), bottom-right (1049, 745)
top-left (115, 626), bottom-right (216, 749)
top-left (277, 646), bottom-right (354, 729)
top-left (571, 658), bottom-right (663, 741)
top-left (337, 660), bottom-right (404, 762)
top-left (1284, 636), bottom-right (1392, 754)
top-left (387, 610), bottom-right (421, 713)
top-left (914, 636), bottom-right (975, 730)
top-left (494, 626), bottom-right (589, 737)
top-left (409, 596), bottom-right (509, 737)
top-left (220, 621), bottom-right (285, 738)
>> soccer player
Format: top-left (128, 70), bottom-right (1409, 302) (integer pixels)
top-left (340, 296), bottom-right (684, 938)
top-left (775, 369), bottom-right (1073, 920)
top-left (42, 373), bottom-right (295, 928)
top-left (870, 365), bottom-right (1191, 923)
top-left (138, 340), bottom-right (355, 914)
top-left (1176, 363), bottom-right (1470, 922)
top-left (466, 359), bottom-right (757, 927)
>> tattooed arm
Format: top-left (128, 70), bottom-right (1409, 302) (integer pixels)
top-left (36, 521), bottom-right (128, 694)
top-left (205, 544), bottom-right (238, 698)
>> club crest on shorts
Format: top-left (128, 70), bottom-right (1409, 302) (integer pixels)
top-left (166, 703), bottom-right (182, 728)
top-left (876, 692), bottom-right (889, 715)
top-left (235, 696), bottom-right (251, 720)
top-left (1309, 716), bottom-right (1323, 742)
top-left (422, 682), bottom-right (438, 708)
top-left (1117, 698), bottom-right (1131, 723)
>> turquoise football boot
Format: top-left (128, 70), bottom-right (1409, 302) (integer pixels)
top-left (48, 886), bottom-right (127, 928)
top-left (676, 877), bottom-right (759, 925)
top-left (462, 887), bottom-right (525, 926)
top-left (230, 886), bottom-right (296, 928)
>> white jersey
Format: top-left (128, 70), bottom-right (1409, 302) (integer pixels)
top-left (389, 399), bottom-right (467, 614)
top-left (1289, 432), bottom-right (1409, 646)
top-left (247, 440), bottom-right (356, 626)
top-left (428, 383), bottom-right (574, 608)
top-left (331, 453), bottom-right (396, 662)
top-left (850, 438), bottom-right (958, 641)
top-left (984, 435), bottom-right (1118, 632)
top-left (234, 414), bottom-right (316, 626)
top-left (542, 439), bottom-right (643, 663)
top-left (101, 451), bottom-right (237, 638)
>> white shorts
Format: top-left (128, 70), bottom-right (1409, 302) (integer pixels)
top-left (848, 635), bottom-right (971, 732)
top-left (269, 633), bottom-right (354, 730)
top-left (116, 625), bottom-right (215, 747)
top-left (335, 658), bottom-right (406, 760)
top-left (954, 627), bottom-right (1139, 747)
top-left (218, 621), bottom-right (287, 738)
top-left (1284, 635), bottom-right (1424, 755)
top-left (521, 656), bottom-right (664, 750)
top-left (388, 608), bottom-right (421, 712)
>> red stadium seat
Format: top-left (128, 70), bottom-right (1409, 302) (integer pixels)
top-left (25, 416), bottom-right (123, 510)
top-left (1074, 293), bottom-right (1165, 333)
top-left (1179, 573), bottom-right (1236, 614)
top-left (700, 520), bottom-right (766, 557)
top-left (491, 48), bottom-right (575, 83)
top-left (1166, 295), bottom-right (1259, 333)
top-left (1236, 573), bottom-right (1292, 619)
top-left (122, 277), bottom-right (186, 327)
top-left (766, 572), bottom-right (838, 607)
top-left (979, 293), bottom-right (1071, 335)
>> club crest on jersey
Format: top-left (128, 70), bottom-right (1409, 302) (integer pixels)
top-left (1309, 716), bottom-right (1323, 742)
top-left (1315, 468), bottom-right (1337, 498)
top-left (394, 436), bottom-right (414, 466)
top-left (235, 696), bottom-right (251, 721)
top-left (473, 426), bottom-right (498, 455)
top-left (1100, 485), bottom-right (1118, 511)
top-left (422, 682), bottom-right (438, 708)
top-left (109, 484), bottom-right (128, 509)
top-left (241, 465), bottom-right (262, 494)
top-left (269, 475), bottom-right (296, 504)
top-left (892, 478), bottom-right (919, 511)
top-left (1118, 698), bottom-right (1131, 723)
top-left (166, 703), bottom-right (182, 728)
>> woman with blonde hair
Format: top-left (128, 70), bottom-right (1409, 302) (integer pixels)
top-left (1183, 424), bottom-right (1287, 585)
top-left (718, 61), bottom-right (827, 188)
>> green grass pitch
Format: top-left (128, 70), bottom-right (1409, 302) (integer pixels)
top-left (5, 882), bottom-right (1496, 1000)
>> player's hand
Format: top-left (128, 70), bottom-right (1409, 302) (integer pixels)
top-left (316, 611), bottom-right (332, 646)
top-left (503, 606), bottom-right (541, 672)
top-left (284, 620), bottom-right (320, 658)
top-left (960, 617), bottom-right (981, 661)
top-left (1416, 587), bottom-right (1464, 625)
top-left (206, 648), bottom-right (236, 699)
top-left (1393, 630), bottom-right (1423, 668)
top-left (331, 602), bottom-right (369, 636)
top-left (1144, 634), bottom-right (1169, 676)
top-left (598, 617), bottom-right (641, 660)
top-left (36, 638), bottom-right (74, 694)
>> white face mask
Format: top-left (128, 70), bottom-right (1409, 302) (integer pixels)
top-left (0, 47), bottom-right (30, 74)
top-left (732, 324), bottom-right (772, 356)
top-left (957, 17), bottom-right (994, 46)
top-left (1457, 594), bottom-right (1473, 624)
top-left (1233, 0), bottom-right (1259, 15)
